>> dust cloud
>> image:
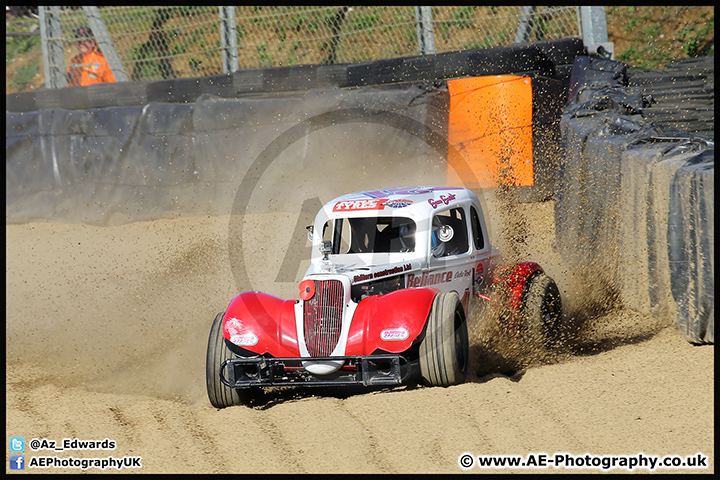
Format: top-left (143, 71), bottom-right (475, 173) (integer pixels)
top-left (5, 123), bottom-right (713, 473)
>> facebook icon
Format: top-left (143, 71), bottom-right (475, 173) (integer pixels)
top-left (10, 455), bottom-right (25, 470)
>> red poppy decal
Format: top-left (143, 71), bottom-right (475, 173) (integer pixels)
top-left (299, 279), bottom-right (315, 301)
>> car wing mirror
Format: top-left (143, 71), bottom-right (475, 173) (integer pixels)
top-left (320, 240), bottom-right (332, 260)
top-left (306, 225), bottom-right (314, 242)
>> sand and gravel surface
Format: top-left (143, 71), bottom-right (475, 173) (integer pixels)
top-left (6, 189), bottom-right (713, 474)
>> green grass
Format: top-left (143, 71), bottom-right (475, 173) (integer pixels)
top-left (451, 6), bottom-right (477, 29)
top-left (6, 30), bottom-right (42, 90)
top-left (607, 6), bottom-right (714, 69)
top-left (6, 32), bottom-right (41, 66)
top-left (10, 63), bottom-right (38, 90)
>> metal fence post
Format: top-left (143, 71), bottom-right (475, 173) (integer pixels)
top-left (219, 6), bottom-right (239, 74)
top-left (514, 6), bottom-right (537, 43)
top-left (39, 6), bottom-right (65, 89)
top-left (415, 6), bottom-right (435, 55)
top-left (578, 6), bottom-right (614, 58)
top-left (82, 6), bottom-right (129, 82)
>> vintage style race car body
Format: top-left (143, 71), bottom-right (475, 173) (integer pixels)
top-left (207, 186), bottom-right (562, 408)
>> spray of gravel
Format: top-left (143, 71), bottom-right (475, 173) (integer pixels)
top-left (464, 173), bottom-right (673, 383)
top-left (6, 122), bottom-right (673, 401)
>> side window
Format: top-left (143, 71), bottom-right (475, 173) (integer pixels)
top-left (322, 221), bottom-right (332, 242)
top-left (431, 207), bottom-right (468, 257)
top-left (321, 219), bottom-right (350, 254)
top-left (470, 206), bottom-right (485, 251)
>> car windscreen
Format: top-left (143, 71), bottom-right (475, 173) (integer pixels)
top-left (322, 216), bottom-right (416, 254)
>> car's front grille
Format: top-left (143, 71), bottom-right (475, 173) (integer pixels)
top-left (303, 279), bottom-right (344, 357)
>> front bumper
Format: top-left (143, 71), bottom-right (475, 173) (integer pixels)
top-left (219, 354), bottom-right (412, 388)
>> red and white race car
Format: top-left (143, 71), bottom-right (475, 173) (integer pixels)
top-left (207, 186), bottom-right (562, 408)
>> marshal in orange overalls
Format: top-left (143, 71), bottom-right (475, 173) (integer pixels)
top-left (67, 47), bottom-right (117, 87)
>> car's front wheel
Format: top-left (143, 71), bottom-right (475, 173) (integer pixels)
top-left (419, 291), bottom-right (469, 387)
top-left (206, 311), bottom-right (248, 409)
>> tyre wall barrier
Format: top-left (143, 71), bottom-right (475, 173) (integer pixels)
top-left (556, 55), bottom-right (714, 345)
top-left (6, 37), bottom-right (584, 225)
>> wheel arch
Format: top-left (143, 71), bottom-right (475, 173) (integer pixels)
top-left (490, 261), bottom-right (544, 333)
top-left (223, 291), bottom-right (300, 357)
top-left (345, 287), bottom-right (441, 356)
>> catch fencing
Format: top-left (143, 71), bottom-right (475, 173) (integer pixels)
top-left (38, 6), bottom-right (585, 88)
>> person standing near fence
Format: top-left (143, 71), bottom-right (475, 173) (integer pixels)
top-left (66, 26), bottom-right (116, 87)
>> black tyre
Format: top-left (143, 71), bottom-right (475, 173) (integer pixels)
top-left (419, 291), bottom-right (469, 387)
top-left (206, 311), bottom-right (246, 408)
top-left (521, 273), bottom-right (563, 347)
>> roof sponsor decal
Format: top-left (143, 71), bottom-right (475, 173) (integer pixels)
top-left (382, 199), bottom-right (413, 208)
top-left (333, 198), bottom-right (388, 211)
top-left (428, 193), bottom-right (457, 209)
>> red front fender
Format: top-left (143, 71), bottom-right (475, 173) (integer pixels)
top-left (223, 291), bottom-right (300, 357)
top-left (345, 287), bottom-right (440, 356)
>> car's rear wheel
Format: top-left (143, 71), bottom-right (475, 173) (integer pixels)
top-left (419, 291), bottom-right (469, 387)
top-left (521, 273), bottom-right (563, 347)
top-left (206, 311), bottom-right (247, 408)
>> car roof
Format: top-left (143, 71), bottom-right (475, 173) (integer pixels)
top-left (323, 186), bottom-right (476, 218)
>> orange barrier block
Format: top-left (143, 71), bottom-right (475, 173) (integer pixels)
top-left (447, 75), bottom-right (534, 188)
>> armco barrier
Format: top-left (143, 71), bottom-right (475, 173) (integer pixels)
top-left (556, 55), bottom-right (714, 344)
